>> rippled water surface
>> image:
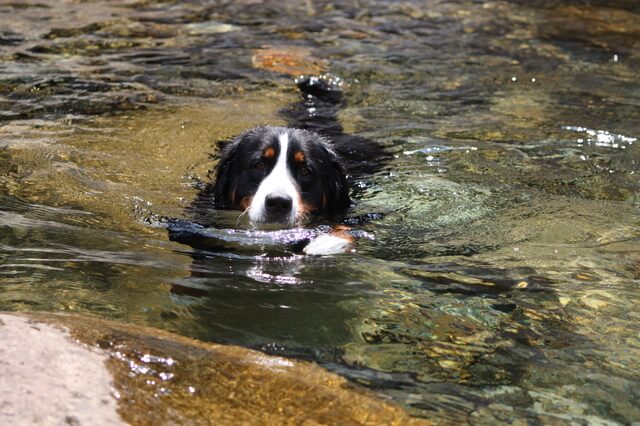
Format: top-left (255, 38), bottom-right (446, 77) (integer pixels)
top-left (2, 0), bottom-right (640, 423)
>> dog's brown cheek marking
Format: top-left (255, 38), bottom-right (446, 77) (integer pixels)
top-left (300, 201), bottom-right (317, 215)
top-left (263, 147), bottom-right (275, 159)
top-left (240, 196), bottom-right (253, 210)
top-left (294, 151), bottom-right (305, 163)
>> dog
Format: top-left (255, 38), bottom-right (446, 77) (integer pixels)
top-left (171, 75), bottom-right (388, 255)
top-left (211, 126), bottom-right (350, 227)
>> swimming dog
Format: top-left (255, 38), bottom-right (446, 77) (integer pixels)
top-left (174, 75), bottom-right (387, 255)
top-left (212, 126), bottom-right (350, 227)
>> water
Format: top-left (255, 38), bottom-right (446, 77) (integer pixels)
top-left (1, 0), bottom-right (640, 423)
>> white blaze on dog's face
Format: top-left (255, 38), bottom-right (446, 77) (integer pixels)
top-left (248, 132), bottom-right (301, 225)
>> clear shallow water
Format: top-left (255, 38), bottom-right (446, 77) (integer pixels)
top-left (1, 0), bottom-right (640, 423)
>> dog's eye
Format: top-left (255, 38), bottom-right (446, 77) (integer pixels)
top-left (255, 160), bottom-right (266, 170)
top-left (300, 166), bottom-right (312, 176)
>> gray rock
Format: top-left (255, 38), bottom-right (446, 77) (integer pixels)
top-left (0, 314), bottom-right (124, 425)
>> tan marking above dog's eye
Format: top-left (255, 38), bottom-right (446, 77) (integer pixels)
top-left (294, 151), bottom-right (305, 163)
top-left (263, 147), bottom-right (275, 159)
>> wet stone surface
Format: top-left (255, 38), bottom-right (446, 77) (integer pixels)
top-left (0, 312), bottom-right (425, 425)
top-left (0, 313), bottom-right (124, 425)
top-left (1, 0), bottom-right (640, 424)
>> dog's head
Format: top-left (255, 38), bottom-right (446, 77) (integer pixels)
top-left (213, 126), bottom-right (350, 226)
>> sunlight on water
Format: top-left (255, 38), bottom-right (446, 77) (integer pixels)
top-left (563, 125), bottom-right (637, 148)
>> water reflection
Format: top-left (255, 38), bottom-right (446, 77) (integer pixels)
top-left (170, 251), bottom-right (365, 354)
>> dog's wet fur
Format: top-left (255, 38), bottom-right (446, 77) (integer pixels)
top-left (188, 75), bottom-right (388, 229)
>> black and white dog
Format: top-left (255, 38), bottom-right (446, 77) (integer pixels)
top-left (172, 75), bottom-right (387, 255)
top-left (212, 126), bottom-right (349, 226)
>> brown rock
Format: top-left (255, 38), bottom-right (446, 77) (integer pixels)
top-left (1, 312), bottom-right (429, 425)
top-left (252, 46), bottom-right (328, 76)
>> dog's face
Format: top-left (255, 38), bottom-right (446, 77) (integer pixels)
top-left (213, 126), bottom-right (350, 226)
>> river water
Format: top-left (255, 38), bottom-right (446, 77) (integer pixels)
top-left (1, 0), bottom-right (639, 423)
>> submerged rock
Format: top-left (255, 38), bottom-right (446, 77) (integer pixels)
top-left (0, 312), bottom-right (427, 425)
top-left (251, 46), bottom-right (328, 76)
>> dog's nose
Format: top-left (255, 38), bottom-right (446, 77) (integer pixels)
top-left (265, 194), bottom-right (293, 214)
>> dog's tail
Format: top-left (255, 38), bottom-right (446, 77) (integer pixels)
top-left (281, 74), bottom-right (345, 137)
top-left (295, 74), bottom-right (344, 105)
top-left (283, 74), bottom-right (390, 178)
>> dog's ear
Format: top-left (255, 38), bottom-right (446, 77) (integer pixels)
top-left (330, 157), bottom-right (351, 212)
top-left (320, 143), bottom-right (351, 213)
top-left (212, 138), bottom-right (242, 208)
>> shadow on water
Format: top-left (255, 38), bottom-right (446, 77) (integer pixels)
top-left (1, 0), bottom-right (640, 423)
